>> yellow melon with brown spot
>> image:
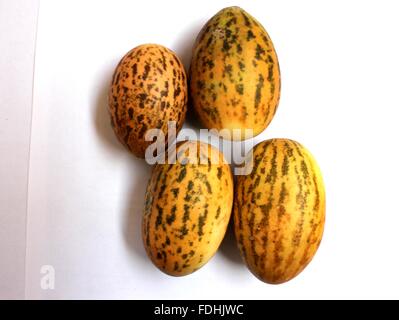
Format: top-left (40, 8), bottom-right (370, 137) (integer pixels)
top-left (108, 44), bottom-right (187, 158)
top-left (142, 141), bottom-right (233, 276)
top-left (190, 6), bottom-right (281, 140)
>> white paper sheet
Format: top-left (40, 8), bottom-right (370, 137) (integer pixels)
top-left (0, 0), bottom-right (39, 299)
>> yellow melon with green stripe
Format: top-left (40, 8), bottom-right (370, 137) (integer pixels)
top-left (234, 138), bottom-right (326, 284)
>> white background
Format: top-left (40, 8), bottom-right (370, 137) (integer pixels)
top-left (1, 0), bottom-right (399, 299)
